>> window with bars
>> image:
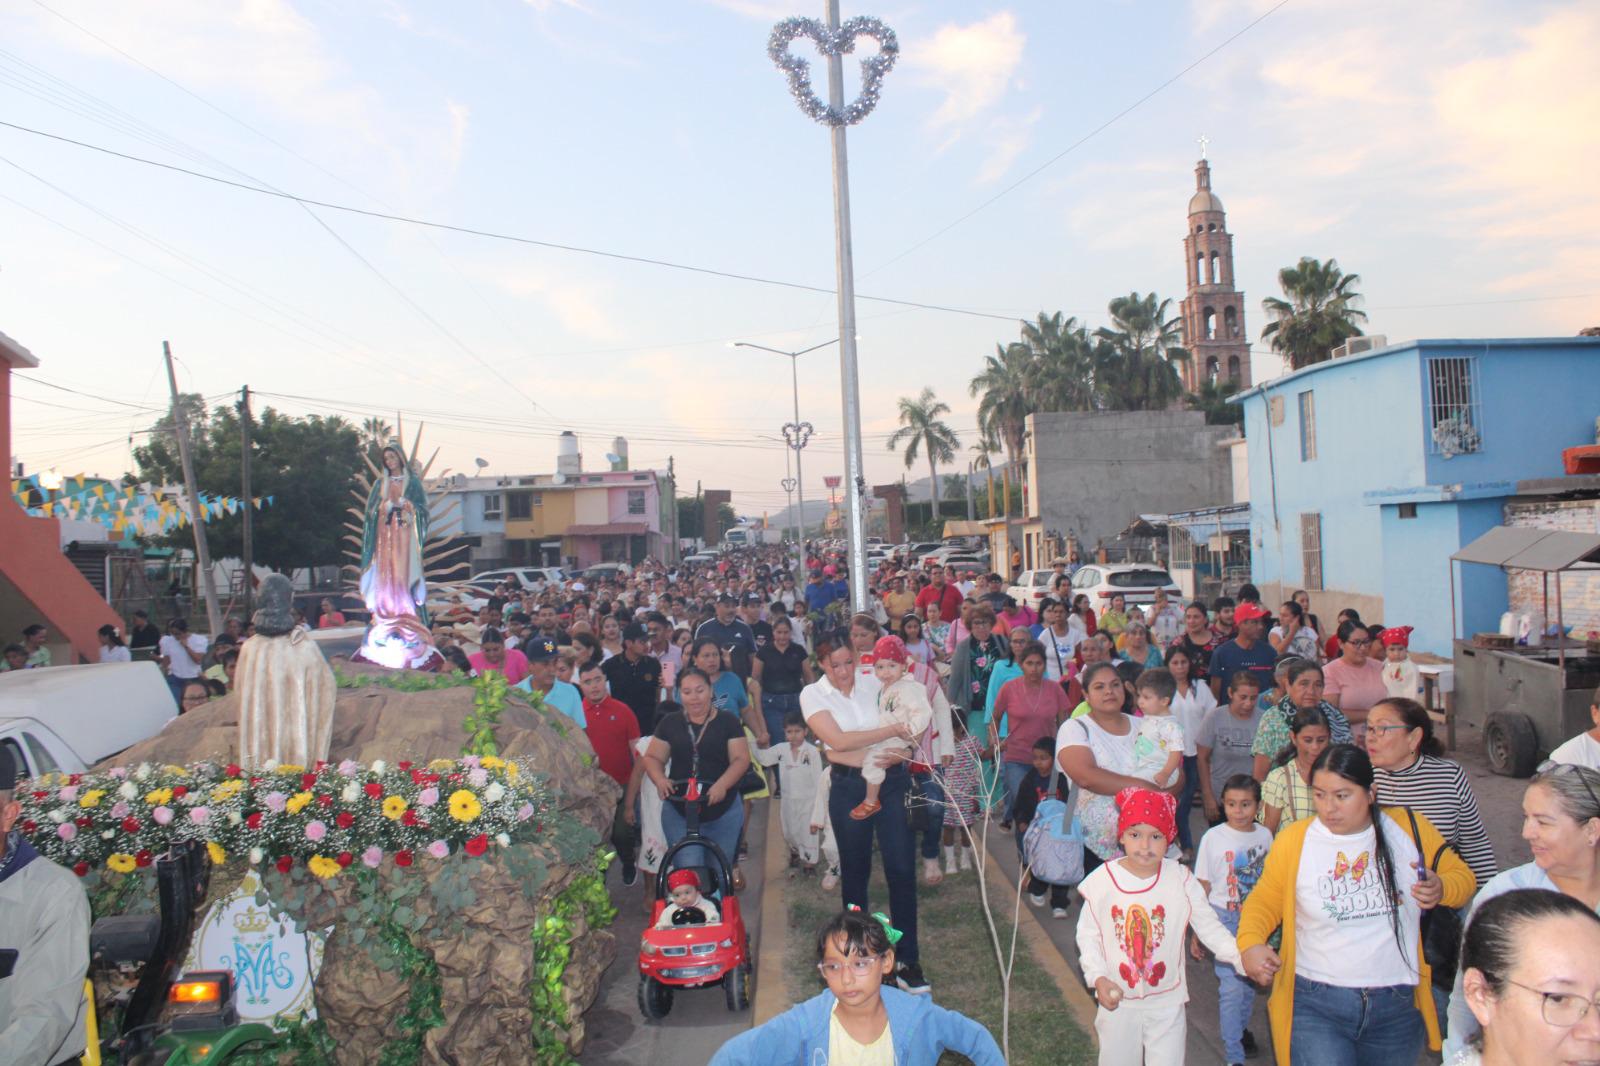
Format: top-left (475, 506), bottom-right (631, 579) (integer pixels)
top-left (507, 492), bottom-right (532, 520)
top-left (1298, 390), bottom-right (1317, 461)
top-left (1427, 356), bottom-right (1482, 455)
top-left (482, 493), bottom-right (502, 520)
top-left (1300, 513), bottom-right (1323, 590)
top-left (627, 489), bottom-right (647, 515)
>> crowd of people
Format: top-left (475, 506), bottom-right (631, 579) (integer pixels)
top-left (9, 542), bottom-right (1600, 1066)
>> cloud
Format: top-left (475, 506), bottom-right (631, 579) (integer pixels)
top-left (909, 12), bottom-right (1026, 130)
top-left (493, 271), bottom-right (623, 343)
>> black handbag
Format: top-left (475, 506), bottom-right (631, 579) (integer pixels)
top-left (1403, 807), bottom-right (1464, 990)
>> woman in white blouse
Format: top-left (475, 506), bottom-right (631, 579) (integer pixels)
top-left (97, 624), bottom-right (131, 663)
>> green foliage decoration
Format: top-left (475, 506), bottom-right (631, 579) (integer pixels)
top-left (461, 670), bottom-right (510, 757)
top-left (529, 848), bottom-right (617, 1065)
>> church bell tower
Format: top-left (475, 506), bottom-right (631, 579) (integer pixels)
top-left (1179, 147), bottom-right (1250, 391)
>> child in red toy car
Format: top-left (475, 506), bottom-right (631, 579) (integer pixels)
top-left (655, 869), bottom-right (721, 929)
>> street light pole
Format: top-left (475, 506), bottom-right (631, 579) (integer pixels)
top-left (734, 338), bottom-right (837, 577)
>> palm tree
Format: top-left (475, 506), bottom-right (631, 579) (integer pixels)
top-left (1261, 257), bottom-right (1367, 369)
top-left (1095, 292), bottom-right (1188, 410)
top-left (887, 388), bottom-right (961, 522)
top-left (360, 416), bottom-right (394, 450)
top-left (1020, 311), bottom-right (1097, 412)
top-left (969, 341), bottom-right (1032, 513)
top-left (1189, 378), bottom-right (1243, 426)
top-left (970, 435), bottom-right (997, 518)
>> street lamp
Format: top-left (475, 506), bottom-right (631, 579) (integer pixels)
top-left (734, 338), bottom-right (838, 576)
top-left (781, 475), bottom-right (798, 557)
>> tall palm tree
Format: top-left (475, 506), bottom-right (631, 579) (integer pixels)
top-left (1020, 311), bottom-right (1097, 412)
top-left (1095, 292), bottom-right (1188, 410)
top-left (969, 341), bottom-right (1032, 513)
top-left (887, 388), bottom-right (961, 522)
top-left (969, 435), bottom-right (997, 518)
top-left (360, 416), bottom-right (394, 450)
top-left (1261, 257), bottom-right (1367, 369)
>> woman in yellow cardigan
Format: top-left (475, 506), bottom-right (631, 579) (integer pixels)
top-left (1237, 744), bottom-right (1476, 1066)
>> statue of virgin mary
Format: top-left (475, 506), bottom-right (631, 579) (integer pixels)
top-left (355, 441), bottom-right (439, 669)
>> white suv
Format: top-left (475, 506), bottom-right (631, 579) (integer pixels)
top-left (1069, 564), bottom-right (1180, 608)
top-left (473, 567), bottom-right (565, 591)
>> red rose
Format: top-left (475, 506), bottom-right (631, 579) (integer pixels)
top-left (424, 773), bottom-right (441, 785)
top-left (225, 764), bottom-right (242, 777)
top-left (398, 761), bottom-right (413, 770)
top-left (275, 856), bottom-right (293, 873)
top-left (69, 774), bottom-right (82, 784)
top-left (395, 850), bottom-right (414, 867)
top-left (336, 812), bottom-right (354, 829)
top-left (401, 810), bottom-right (419, 826)
top-left (336, 851), bottom-right (353, 868)
top-left (364, 782), bottom-right (383, 798)
top-left (314, 760), bottom-right (327, 771)
top-left (448, 773), bottom-right (463, 783)
top-left (173, 786), bottom-right (188, 798)
top-left (75, 817), bottom-right (92, 828)
top-left (121, 817), bottom-right (140, 833)
top-left (301, 773), bottom-right (317, 790)
top-left (72, 862), bottom-right (89, 877)
top-left (316, 794), bottom-right (332, 808)
top-left (246, 812), bottom-right (263, 830)
top-left (135, 850), bottom-right (153, 867)
top-left (464, 834), bottom-right (488, 857)
top-left (409, 771), bottom-right (424, 785)
top-left (21, 819), bottom-right (36, 833)
top-left (31, 790), bottom-right (47, 800)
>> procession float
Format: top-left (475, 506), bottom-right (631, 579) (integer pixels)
top-left (16, 429), bottom-right (619, 1065)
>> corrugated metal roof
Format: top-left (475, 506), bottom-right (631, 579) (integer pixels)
top-left (1452, 526), bottom-right (1600, 571)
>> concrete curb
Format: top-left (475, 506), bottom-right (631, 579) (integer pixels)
top-left (752, 798), bottom-right (790, 1024)
top-left (979, 844), bottom-right (1100, 1047)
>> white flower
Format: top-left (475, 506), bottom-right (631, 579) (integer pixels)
top-left (117, 781), bottom-right (137, 800)
top-left (134, 763), bottom-right (152, 781)
top-left (248, 847), bottom-right (264, 864)
top-left (495, 833), bottom-right (511, 848)
top-left (484, 782), bottom-right (506, 803)
top-left (228, 812), bottom-right (242, 826)
top-left (48, 809), bottom-right (68, 824)
top-left (370, 760), bottom-right (387, 775)
top-left (340, 782), bottom-right (360, 804)
top-left (100, 830), bottom-right (115, 840)
top-left (263, 759), bottom-right (280, 772)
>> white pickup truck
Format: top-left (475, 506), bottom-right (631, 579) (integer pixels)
top-left (0, 661), bottom-right (177, 778)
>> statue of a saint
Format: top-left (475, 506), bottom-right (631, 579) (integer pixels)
top-left (237, 573), bottom-right (335, 765)
top-left (355, 441), bottom-right (439, 670)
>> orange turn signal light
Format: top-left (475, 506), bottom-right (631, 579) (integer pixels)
top-left (169, 979), bottom-right (224, 1005)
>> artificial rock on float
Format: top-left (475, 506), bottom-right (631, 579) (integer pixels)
top-left (98, 662), bottom-right (620, 1064)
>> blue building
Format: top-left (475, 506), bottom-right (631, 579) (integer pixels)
top-left (1234, 336), bottom-right (1600, 655)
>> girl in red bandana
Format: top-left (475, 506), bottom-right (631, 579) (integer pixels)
top-left (1379, 626), bottom-right (1420, 701)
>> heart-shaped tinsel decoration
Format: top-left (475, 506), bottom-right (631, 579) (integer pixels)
top-left (768, 15), bottom-right (898, 127)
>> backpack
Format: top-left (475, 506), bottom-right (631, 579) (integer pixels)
top-left (1021, 745), bottom-right (1085, 886)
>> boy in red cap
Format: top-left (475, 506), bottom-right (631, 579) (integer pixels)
top-left (655, 868), bottom-right (721, 929)
top-left (1075, 787), bottom-right (1249, 1065)
top-left (849, 635), bottom-right (933, 821)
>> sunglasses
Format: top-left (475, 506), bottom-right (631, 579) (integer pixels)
top-left (1541, 762), bottom-right (1600, 817)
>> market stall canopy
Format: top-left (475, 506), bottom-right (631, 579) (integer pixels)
top-left (941, 519), bottom-right (989, 538)
top-left (1451, 526), bottom-right (1600, 572)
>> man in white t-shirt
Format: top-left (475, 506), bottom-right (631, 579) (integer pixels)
top-left (158, 618), bottom-right (210, 706)
top-left (1546, 690), bottom-right (1600, 770)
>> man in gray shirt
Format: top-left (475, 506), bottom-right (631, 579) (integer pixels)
top-left (0, 748), bottom-right (91, 1066)
top-left (1193, 672), bottom-right (1265, 825)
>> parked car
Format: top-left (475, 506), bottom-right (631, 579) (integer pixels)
top-left (1, 662), bottom-right (176, 776)
top-left (1007, 569), bottom-right (1061, 610)
top-left (683, 551), bottom-right (719, 565)
top-left (905, 542), bottom-right (946, 567)
top-left (580, 562), bottom-right (633, 584)
top-left (472, 567), bottom-right (565, 591)
top-left (940, 553), bottom-right (989, 574)
top-left (1069, 563), bottom-right (1180, 608)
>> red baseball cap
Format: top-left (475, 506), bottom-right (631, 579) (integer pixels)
top-left (1234, 601), bottom-right (1271, 623)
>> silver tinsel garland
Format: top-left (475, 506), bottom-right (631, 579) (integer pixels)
top-left (767, 15), bottom-right (898, 127)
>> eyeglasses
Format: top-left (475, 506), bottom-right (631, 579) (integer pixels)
top-left (1346, 638), bottom-right (1371, 647)
top-left (817, 954), bottom-right (882, 979)
top-left (1368, 723), bottom-right (1412, 737)
top-left (1540, 762), bottom-right (1600, 818)
top-left (1504, 978), bottom-right (1600, 1027)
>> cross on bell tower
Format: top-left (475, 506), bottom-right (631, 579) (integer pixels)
top-left (1178, 150), bottom-right (1249, 391)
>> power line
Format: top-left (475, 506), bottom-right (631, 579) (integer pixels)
top-left (0, 119), bottom-right (1029, 324)
top-left (13, 374), bottom-right (162, 410)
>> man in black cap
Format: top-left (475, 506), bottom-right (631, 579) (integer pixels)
top-left (601, 622), bottom-right (663, 734)
top-left (0, 749), bottom-right (91, 1066)
top-left (514, 638), bottom-right (586, 728)
top-left (693, 593), bottom-right (756, 679)
top-left (739, 593), bottom-right (773, 652)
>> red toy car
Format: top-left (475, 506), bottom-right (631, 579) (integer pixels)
top-left (637, 805), bottom-right (752, 1018)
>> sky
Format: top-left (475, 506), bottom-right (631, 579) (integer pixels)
top-left (3, 0), bottom-right (1597, 521)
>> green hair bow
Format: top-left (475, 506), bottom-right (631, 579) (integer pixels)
top-left (847, 904), bottom-right (903, 946)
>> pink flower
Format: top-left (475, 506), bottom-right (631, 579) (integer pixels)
top-left (337, 759), bottom-right (360, 776)
top-left (305, 820), bottom-right (327, 842)
top-left (427, 840), bottom-right (449, 859)
top-left (152, 806), bottom-right (174, 825)
top-left (188, 806), bottom-right (210, 825)
top-left (461, 756), bottom-right (481, 769)
top-left (57, 786), bottom-right (79, 803)
top-left (264, 791), bottom-right (287, 813)
top-left (516, 803), bottom-right (535, 822)
top-left (417, 787), bottom-right (440, 808)
top-left (108, 767), bottom-right (128, 779)
top-left (57, 822), bottom-right (76, 841)
top-left (467, 768), bottom-right (489, 788)
top-left (362, 845), bottom-right (384, 868)
top-left (110, 801), bottom-right (131, 819)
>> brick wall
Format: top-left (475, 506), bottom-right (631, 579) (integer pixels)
top-left (1505, 498), bottom-right (1600, 639)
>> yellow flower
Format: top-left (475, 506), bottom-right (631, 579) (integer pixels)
top-left (382, 796), bottom-right (408, 821)
top-left (144, 787), bottom-right (174, 805)
top-left (306, 855), bottom-right (342, 879)
top-left (447, 789), bottom-right (482, 823)
top-left (210, 780), bottom-right (243, 802)
top-left (428, 758), bottom-right (455, 771)
top-left (479, 755), bottom-right (505, 771)
top-left (275, 764), bottom-right (306, 775)
top-left (285, 791), bottom-right (314, 815)
top-left (506, 762), bottom-right (519, 780)
top-left (106, 853), bottom-right (137, 874)
top-left (162, 765), bottom-right (190, 777)
top-left (207, 841), bottom-right (227, 865)
top-left (79, 789), bottom-right (106, 809)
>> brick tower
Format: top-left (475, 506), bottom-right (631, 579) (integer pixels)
top-left (1179, 151), bottom-right (1250, 391)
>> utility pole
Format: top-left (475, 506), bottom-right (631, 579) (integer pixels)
top-left (666, 456), bottom-right (679, 563)
top-left (163, 341), bottom-right (221, 635)
top-left (239, 385), bottom-right (254, 615)
top-left (695, 480), bottom-right (702, 551)
top-left (966, 461), bottom-right (975, 521)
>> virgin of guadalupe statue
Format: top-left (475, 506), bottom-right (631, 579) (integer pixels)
top-left (355, 442), bottom-right (439, 669)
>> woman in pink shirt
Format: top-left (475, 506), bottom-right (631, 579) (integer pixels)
top-left (467, 627), bottom-right (531, 685)
top-left (1321, 620), bottom-right (1387, 741)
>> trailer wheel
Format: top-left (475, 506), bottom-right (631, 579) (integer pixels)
top-left (1485, 710), bottom-right (1539, 778)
